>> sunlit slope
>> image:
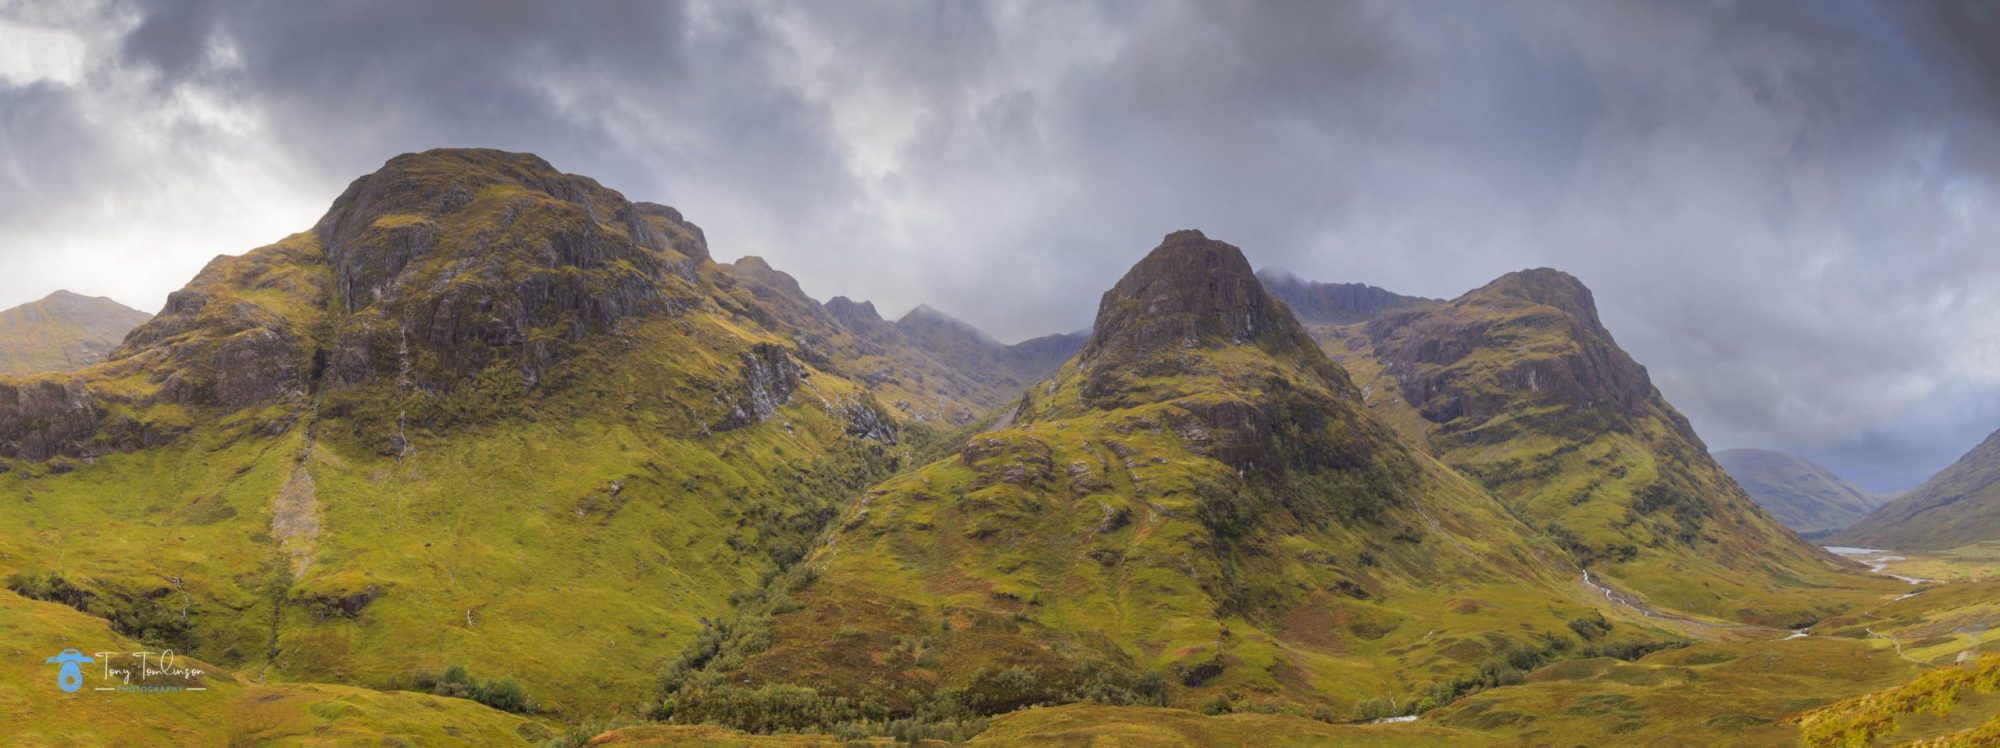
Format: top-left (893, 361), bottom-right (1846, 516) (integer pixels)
top-left (1841, 429), bottom-right (2000, 551)
top-left (1798, 653), bottom-right (2000, 747)
top-left (656, 231), bottom-right (1633, 732)
top-left (1304, 268), bottom-right (1894, 625)
top-left (0, 149), bottom-right (1031, 718)
top-left (0, 587), bottom-right (547, 746)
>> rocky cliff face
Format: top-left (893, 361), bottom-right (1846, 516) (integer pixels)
top-left (0, 291), bottom-right (152, 376)
top-left (1257, 269), bottom-right (1437, 326)
top-left (306, 149), bottom-right (710, 391)
top-left (1363, 269), bottom-right (1664, 437)
top-left (1838, 430), bottom-right (2000, 550)
top-left (1077, 230), bottom-right (1340, 408)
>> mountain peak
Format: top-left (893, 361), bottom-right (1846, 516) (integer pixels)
top-left (1082, 230), bottom-right (1308, 360)
top-left (1471, 268), bottom-right (1602, 328)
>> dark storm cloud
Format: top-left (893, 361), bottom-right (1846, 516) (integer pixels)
top-left (0, 0), bottom-right (1995, 487)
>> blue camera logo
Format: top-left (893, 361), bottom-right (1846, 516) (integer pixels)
top-left (45, 649), bottom-right (94, 692)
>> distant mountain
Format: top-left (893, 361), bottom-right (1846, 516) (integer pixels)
top-left (654, 230), bottom-right (1614, 727)
top-left (801, 295), bottom-right (1084, 424)
top-left (1714, 449), bottom-right (1885, 535)
top-left (1256, 268), bottom-right (1438, 325)
top-left (1838, 429), bottom-right (2000, 550)
top-left (0, 290), bottom-right (151, 376)
top-left (1296, 268), bottom-right (1888, 625)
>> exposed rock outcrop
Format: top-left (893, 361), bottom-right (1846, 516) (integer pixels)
top-left (1257, 269), bottom-right (1438, 326)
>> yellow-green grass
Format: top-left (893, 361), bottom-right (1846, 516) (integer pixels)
top-left (699, 341), bottom-right (1660, 725)
top-left (1809, 580), bottom-right (2000, 670)
top-left (1433, 637), bottom-right (1921, 745)
top-left (0, 586), bottom-right (547, 746)
top-left (0, 309), bottom-right (921, 719)
top-left (967, 704), bottom-right (1492, 746)
top-left (1798, 653), bottom-right (2000, 747)
top-left (1869, 544), bottom-right (2000, 584)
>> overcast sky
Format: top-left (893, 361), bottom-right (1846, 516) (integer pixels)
top-left (1, 0), bottom-right (1996, 489)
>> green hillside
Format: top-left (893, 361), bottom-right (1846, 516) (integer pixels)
top-left (1299, 269), bottom-right (1895, 626)
top-left (647, 231), bottom-right (1676, 740)
top-left (0, 149), bottom-right (1054, 721)
top-left (0, 586), bottom-right (548, 745)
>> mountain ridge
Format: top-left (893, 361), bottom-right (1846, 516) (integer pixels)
top-left (1294, 267), bottom-right (1891, 625)
top-left (650, 230), bottom-right (1639, 733)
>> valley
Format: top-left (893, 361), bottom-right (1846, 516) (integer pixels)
top-left (0, 150), bottom-right (1994, 746)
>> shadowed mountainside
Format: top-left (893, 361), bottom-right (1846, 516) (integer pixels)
top-left (1715, 448), bottom-right (1886, 535)
top-left (1839, 429), bottom-right (2000, 550)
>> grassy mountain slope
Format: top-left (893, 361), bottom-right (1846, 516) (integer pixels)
top-left (1716, 448), bottom-right (1886, 535)
top-left (652, 231), bottom-right (1657, 736)
top-left (1839, 430), bottom-right (2000, 551)
top-left (0, 148), bottom-right (1059, 719)
top-left (0, 586), bottom-right (548, 745)
top-left (1298, 269), bottom-right (1894, 625)
top-left (0, 290), bottom-right (152, 377)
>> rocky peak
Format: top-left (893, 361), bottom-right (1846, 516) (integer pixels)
top-left (1467, 268), bottom-right (1605, 332)
top-left (1083, 230), bottom-right (1315, 361)
top-left (823, 296), bottom-right (885, 334)
top-left (1255, 269), bottom-right (1438, 326)
top-left (895, 304), bottom-right (1000, 349)
top-left (312, 149), bottom-right (707, 315)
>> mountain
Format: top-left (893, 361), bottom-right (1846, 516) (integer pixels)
top-left (648, 231), bottom-right (1647, 735)
top-left (0, 289), bottom-right (152, 376)
top-left (1713, 448), bottom-right (1885, 535)
top-left (1837, 429), bottom-right (2000, 550)
top-left (809, 297), bottom-right (1085, 424)
top-left (0, 149), bottom-right (1061, 718)
top-left (1296, 269), bottom-right (1890, 625)
top-left (1256, 268), bottom-right (1438, 326)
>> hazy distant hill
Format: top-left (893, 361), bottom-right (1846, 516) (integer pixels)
top-left (1838, 429), bottom-right (2000, 550)
top-left (1714, 448), bottom-right (1886, 535)
top-left (0, 290), bottom-right (151, 376)
top-left (1257, 268), bottom-right (1438, 325)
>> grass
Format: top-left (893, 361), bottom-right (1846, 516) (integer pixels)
top-left (0, 585), bottom-right (547, 745)
top-left (1429, 636), bottom-right (1920, 744)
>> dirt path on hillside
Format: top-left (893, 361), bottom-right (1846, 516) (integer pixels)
top-left (271, 462), bottom-right (320, 579)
